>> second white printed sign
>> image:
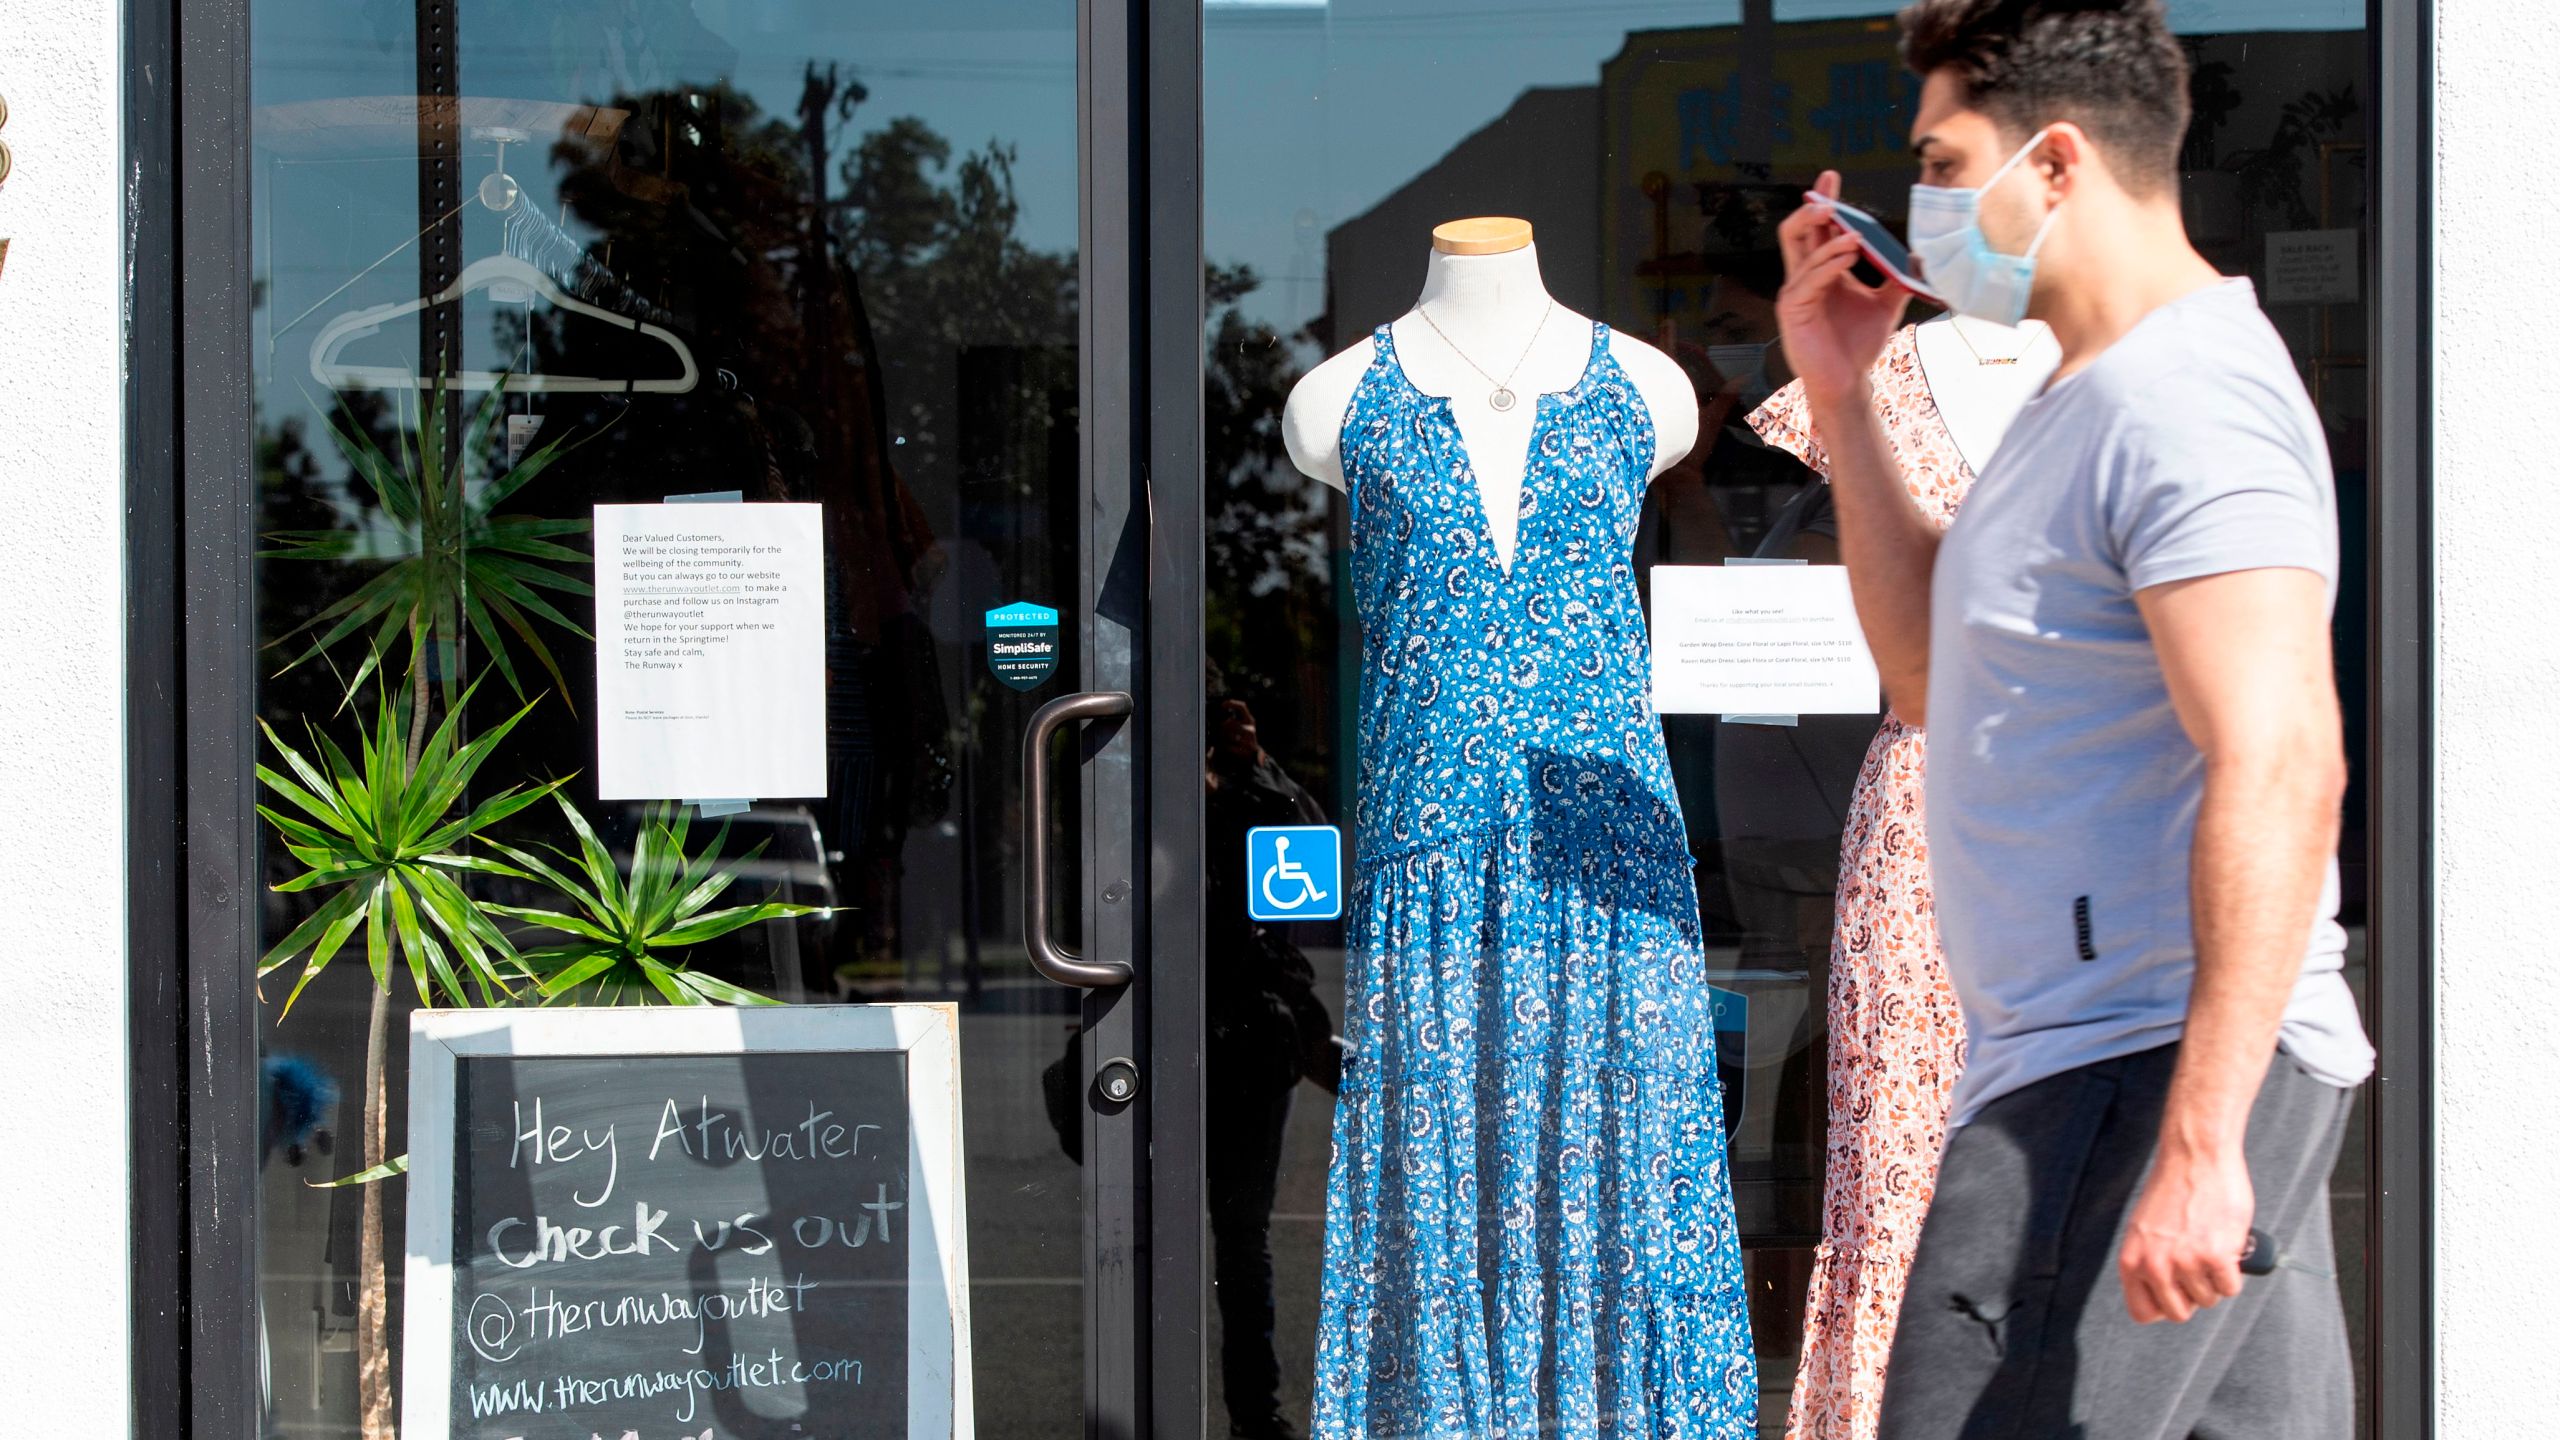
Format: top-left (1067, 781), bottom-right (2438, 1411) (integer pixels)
top-left (1649, 564), bottom-right (1880, 717)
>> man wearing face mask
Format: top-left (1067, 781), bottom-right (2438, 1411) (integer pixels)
top-left (1771, 2), bottom-right (2372, 1437)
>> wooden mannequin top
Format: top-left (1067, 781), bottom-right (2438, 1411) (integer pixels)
top-left (1431, 215), bottom-right (1535, 255)
top-left (1282, 223), bottom-right (1700, 572)
top-left (1909, 313), bottom-right (2061, 471)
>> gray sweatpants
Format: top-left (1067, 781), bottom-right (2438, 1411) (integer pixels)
top-left (1877, 1043), bottom-right (2356, 1440)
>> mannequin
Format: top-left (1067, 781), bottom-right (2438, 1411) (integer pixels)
top-left (1304, 215), bottom-right (1760, 1438)
top-left (1282, 217), bottom-right (1700, 571)
top-left (1909, 313), bottom-right (2060, 471)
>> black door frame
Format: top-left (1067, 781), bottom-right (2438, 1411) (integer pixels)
top-left (1087, 0), bottom-right (1200, 1433)
top-left (123, 0), bottom-right (2430, 1436)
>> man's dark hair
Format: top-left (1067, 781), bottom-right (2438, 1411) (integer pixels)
top-left (1899, 0), bottom-right (2191, 194)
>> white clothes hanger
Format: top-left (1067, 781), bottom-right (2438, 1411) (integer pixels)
top-left (308, 252), bottom-right (700, 394)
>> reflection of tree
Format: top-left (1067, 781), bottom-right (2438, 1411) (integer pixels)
top-left (1205, 264), bottom-right (1340, 803)
top-left (2182, 51), bottom-right (2244, 171)
top-left (2226, 86), bottom-right (2361, 231)
top-left (836, 111), bottom-right (1078, 487)
top-left (1207, 264), bottom-right (1323, 598)
top-left (841, 120), bottom-right (1075, 341)
top-left (524, 79), bottom-right (983, 634)
top-left (258, 392), bottom-right (408, 724)
top-left (536, 79), bottom-right (1091, 979)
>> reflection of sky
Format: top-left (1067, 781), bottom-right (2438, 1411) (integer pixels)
top-left (253, 0), bottom-right (1080, 375)
top-left (251, 0), bottom-right (2361, 360)
top-left (1772, 0), bottom-right (2358, 20)
top-left (1203, 0), bottom-right (2361, 328)
top-left (683, 0), bottom-right (1077, 252)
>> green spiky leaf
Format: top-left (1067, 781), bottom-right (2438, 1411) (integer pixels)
top-left (494, 796), bottom-right (815, 1007)
top-left (256, 681), bottom-right (561, 1014)
top-left (264, 382), bottom-right (610, 711)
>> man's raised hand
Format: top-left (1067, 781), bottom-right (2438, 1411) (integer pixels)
top-left (1775, 170), bottom-right (1910, 412)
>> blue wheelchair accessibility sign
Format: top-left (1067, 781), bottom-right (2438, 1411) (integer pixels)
top-left (1245, 825), bottom-right (1343, 922)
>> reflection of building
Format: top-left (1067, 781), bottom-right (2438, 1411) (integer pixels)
top-left (1319, 86), bottom-right (1600, 352)
top-left (1321, 20), bottom-right (1936, 360)
top-left (1323, 18), bottom-right (2372, 408)
top-left (1602, 18), bottom-right (1921, 341)
top-left (1596, 20), bottom-right (2370, 420)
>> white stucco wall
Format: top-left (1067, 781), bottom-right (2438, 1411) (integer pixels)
top-left (2434, 0), bottom-right (2560, 1430)
top-left (0, 0), bottom-right (132, 1424)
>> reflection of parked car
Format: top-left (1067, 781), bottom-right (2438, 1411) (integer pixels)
top-left (603, 801), bottom-right (842, 911)
top-left (608, 802), bottom-right (840, 1003)
top-left (467, 801), bottom-right (842, 1004)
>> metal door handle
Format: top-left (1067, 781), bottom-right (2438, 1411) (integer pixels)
top-left (1021, 689), bottom-right (1134, 988)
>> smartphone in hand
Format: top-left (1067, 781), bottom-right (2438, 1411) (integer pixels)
top-left (1801, 191), bottom-right (1943, 305)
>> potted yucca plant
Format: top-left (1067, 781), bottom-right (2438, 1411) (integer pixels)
top-left (256, 381), bottom-right (801, 1437)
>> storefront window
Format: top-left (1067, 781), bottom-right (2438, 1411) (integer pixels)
top-left (214, 0), bottom-right (2386, 1429)
top-left (1200, 1), bottom-right (2377, 1433)
top-left (245, 1), bottom-right (1086, 1432)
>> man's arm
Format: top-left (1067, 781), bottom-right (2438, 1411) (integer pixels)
top-left (1798, 389), bottom-right (1942, 726)
top-left (1772, 172), bottom-right (1938, 725)
top-left (2118, 566), bottom-right (2347, 1324)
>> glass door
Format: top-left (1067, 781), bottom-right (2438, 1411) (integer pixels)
top-left (236, 0), bottom-right (1148, 1433)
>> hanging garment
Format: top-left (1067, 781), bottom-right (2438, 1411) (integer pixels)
top-left (1312, 320), bottom-right (1757, 1440)
top-left (1746, 327), bottom-right (1973, 1440)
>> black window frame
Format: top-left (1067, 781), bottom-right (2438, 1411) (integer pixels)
top-left (122, 0), bottom-right (2434, 1435)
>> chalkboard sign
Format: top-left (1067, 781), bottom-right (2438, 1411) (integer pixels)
top-left (402, 1006), bottom-right (974, 1439)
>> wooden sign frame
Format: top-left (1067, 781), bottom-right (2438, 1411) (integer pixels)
top-left (400, 1003), bottom-right (974, 1438)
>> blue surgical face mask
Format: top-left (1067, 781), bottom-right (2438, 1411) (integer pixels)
top-left (1908, 127), bottom-right (2060, 327)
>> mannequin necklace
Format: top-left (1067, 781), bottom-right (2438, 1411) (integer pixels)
top-left (1946, 314), bottom-right (2032, 367)
top-left (1415, 297), bottom-right (1554, 412)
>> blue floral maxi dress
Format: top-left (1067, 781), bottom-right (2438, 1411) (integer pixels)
top-left (1311, 321), bottom-right (1758, 1439)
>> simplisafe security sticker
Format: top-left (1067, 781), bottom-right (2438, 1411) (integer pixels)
top-left (985, 600), bottom-right (1061, 692)
top-left (1246, 825), bottom-right (1343, 922)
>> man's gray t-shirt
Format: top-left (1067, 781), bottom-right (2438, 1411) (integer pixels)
top-left (1928, 279), bottom-right (2374, 1126)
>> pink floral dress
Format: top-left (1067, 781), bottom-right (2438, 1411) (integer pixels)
top-left (1748, 327), bottom-right (1972, 1440)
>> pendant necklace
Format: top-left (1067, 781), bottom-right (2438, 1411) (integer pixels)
top-left (1416, 297), bottom-right (1554, 412)
top-left (1947, 314), bottom-right (2032, 367)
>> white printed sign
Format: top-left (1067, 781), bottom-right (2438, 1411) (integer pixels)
top-left (2265, 228), bottom-right (2360, 306)
top-left (1649, 564), bottom-right (1880, 717)
top-left (593, 503), bottom-right (827, 800)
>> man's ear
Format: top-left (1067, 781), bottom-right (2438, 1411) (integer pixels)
top-left (2035, 123), bottom-right (2090, 199)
